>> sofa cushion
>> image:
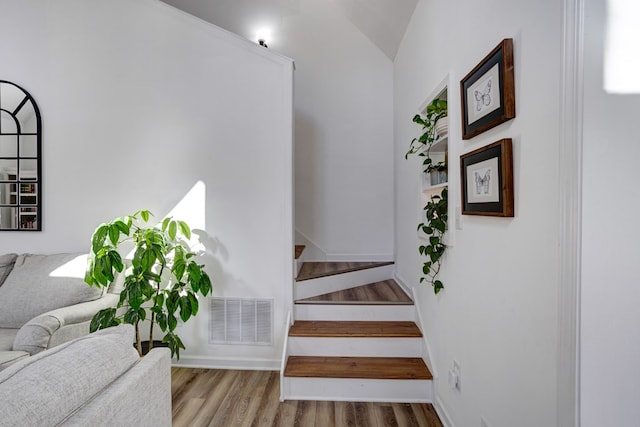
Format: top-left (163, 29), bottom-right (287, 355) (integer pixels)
top-left (0, 253), bottom-right (17, 287)
top-left (0, 351), bottom-right (29, 371)
top-left (0, 324), bottom-right (140, 426)
top-left (0, 253), bottom-right (104, 328)
top-left (0, 329), bottom-right (17, 351)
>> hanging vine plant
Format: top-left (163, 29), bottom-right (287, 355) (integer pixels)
top-left (405, 98), bottom-right (448, 294)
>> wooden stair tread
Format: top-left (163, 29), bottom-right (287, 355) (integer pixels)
top-left (289, 321), bottom-right (422, 338)
top-left (296, 279), bottom-right (413, 305)
top-left (294, 245), bottom-right (305, 260)
top-left (284, 356), bottom-right (432, 380)
top-left (296, 261), bottom-right (393, 281)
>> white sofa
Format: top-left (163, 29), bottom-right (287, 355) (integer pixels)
top-left (0, 253), bottom-right (119, 370)
top-left (0, 324), bottom-right (172, 426)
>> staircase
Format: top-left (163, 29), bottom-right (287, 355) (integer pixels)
top-left (281, 247), bottom-right (433, 403)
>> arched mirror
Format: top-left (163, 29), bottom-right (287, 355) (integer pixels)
top-left (0, 80), bottom-right (41, 231)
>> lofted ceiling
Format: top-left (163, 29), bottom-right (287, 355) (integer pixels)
top-left (161, 0), bottom-right (418, 60)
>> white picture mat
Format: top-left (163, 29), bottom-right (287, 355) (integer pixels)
top-left (466, 63), bottom-right (501, 124)
top-left (466, 157), bottom-right (499, 203)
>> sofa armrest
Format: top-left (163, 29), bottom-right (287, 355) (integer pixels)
top-left (61, 348), bottom-right (172, 427)
top-left (13, 294), bottom-right (119, 354)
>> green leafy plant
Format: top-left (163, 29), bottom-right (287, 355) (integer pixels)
top-left (405, 98), bottom-right (448, 174)
top-left (418, 188), bottom-right (447, 294)
top-left (406, 98), bottom-right (448, 294)
top-left (84, 210), bottom-right (213, 359)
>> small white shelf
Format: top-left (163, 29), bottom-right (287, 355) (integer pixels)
top-left (429, 135), bottom-right (448, 153)
top-left (422, 182), bottom-right (448, 193)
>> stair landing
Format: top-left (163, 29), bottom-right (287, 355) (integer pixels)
top-left (296, 279), bottom-right (412, 305)
top-left (296, 261), bottom-right (393, 281)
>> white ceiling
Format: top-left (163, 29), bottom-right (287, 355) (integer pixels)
top-left (161, 0), bottom-right (418, 60)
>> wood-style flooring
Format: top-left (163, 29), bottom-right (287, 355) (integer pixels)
top-left (296, 261), bottom-right (393, 281)
top-left (284, 356), bottom-right (432, 380)
top-left (288, 321), bottom-right (422, 338)
top-left (172, 368), bottom-right (443, 426)
top-left (297, 279), bottom-right (413, 305)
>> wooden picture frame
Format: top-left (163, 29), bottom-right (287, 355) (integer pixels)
top-left (460, 138), bottom-right (514, 217)
top-left (460, 38), bottom-right (515, 140)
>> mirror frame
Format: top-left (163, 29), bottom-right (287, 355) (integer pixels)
top-left (0, 80), bottom-right (42, 231)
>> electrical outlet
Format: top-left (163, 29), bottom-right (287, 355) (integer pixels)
top-left (453, 360), bottom-right (461, 390)
top-left (449, 360), bottom-right (461, 391)
top-left (448, 368), bottom-right (458, 389)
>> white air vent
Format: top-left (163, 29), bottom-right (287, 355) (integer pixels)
top-left (209, 298), bottom-right (273, 345)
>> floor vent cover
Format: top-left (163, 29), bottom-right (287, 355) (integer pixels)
top-left (209, 298), bottom-right (273, 345)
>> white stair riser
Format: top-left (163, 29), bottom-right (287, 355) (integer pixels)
top-left (295, 264), bottom-right (394, 300)
top-left (294, 249), bottom-right (307, 277)
top-left (294, 304), bottom-right (415, 321)
top-left (295, 259), bottom-right (303, 277)
top-left (288, 337), bottom-right (423, 357)
top-left (282, 377), bottom-right (433, 403)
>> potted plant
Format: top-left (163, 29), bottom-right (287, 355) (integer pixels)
top-left (406, 98), bottom-right (448, 294)
top-left (84, 210), bottom-right (212, 359)
top-left (405, 98), bottom-right (448, 177)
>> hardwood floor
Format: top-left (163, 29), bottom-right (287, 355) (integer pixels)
top-left (297, 279), bottom-right (413, 304)
top-left (284, 356), bottom-right (432, 380)
top-left (296, 261), bottom-right (394, 281)
top-left (288, 321), bottom-right (422, 338)
top-left (172, 368), bottom-right (443, 426)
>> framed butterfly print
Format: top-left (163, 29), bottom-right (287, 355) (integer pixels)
top-left (460, 138), bottom-right (514, 217)
top-left (460, 38), bottom-right (515, 140)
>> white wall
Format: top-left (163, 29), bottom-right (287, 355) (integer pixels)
top-left (278, 0), bottom-right (394, 260)
top-left (0, 0), bottom-right (293, 368)
top-left (161, 0), bottom-right (396, 260)
top-left (581, 0), bottom-right (640, 424)
top-left (394, 0), bottom-right (562, 425)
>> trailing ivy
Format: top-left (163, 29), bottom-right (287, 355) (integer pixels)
top-left (418, 188), bottom-right (447, 294)
top-left (405, 99), bottom-right (448, 294)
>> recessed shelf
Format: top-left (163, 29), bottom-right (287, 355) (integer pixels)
top-left (422, 183), bottom-right (448, 192)
top-left (430, 135), bottom-right (448, 153)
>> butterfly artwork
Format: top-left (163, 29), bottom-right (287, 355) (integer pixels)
top-left (474, 169), bottom-right (491, 195)
top-left (474, 80), bottom-right (492, 112)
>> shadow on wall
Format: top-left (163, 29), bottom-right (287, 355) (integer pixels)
top-left (192, 230), bottom-right (227, 294)
top-left (161, 180), bottom-right (251, 299)
top-left (294, 109), bottom-right (323, 241)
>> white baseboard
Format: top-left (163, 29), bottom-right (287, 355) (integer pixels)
top-left (295, 229), bottom-right (394, 262)
top-left (172, 355), bottom-right (281, 371)
top-left (435, 396), bottom-right (454, 427)
top-left (393, 272), bottom-right (414, 299)
top-left (295, 230), bottom-right (327, 261)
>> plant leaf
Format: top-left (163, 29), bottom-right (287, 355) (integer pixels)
top-left (91, 224), bottom-right (108, 254)
top-left (178, 221), bottom-right (191, 239)
top-left (179, 296), bottom-right (191, 322)
top-left (140, 210), bottom-right (151, 222)
top-left (168, 221), bottom-right (177, 241)
top-left (188, 292), bottom-right (199, 316)
top-left (162, 217), bottom-right (171, 232)
top-left (90, 308), bottom-right (119, 332)
top-left (109, 250), bottom-right (124, 273)
top-left (168, 314), bottom-right (177, 332)
top-left (434, 280), bottom-right (444, 294)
